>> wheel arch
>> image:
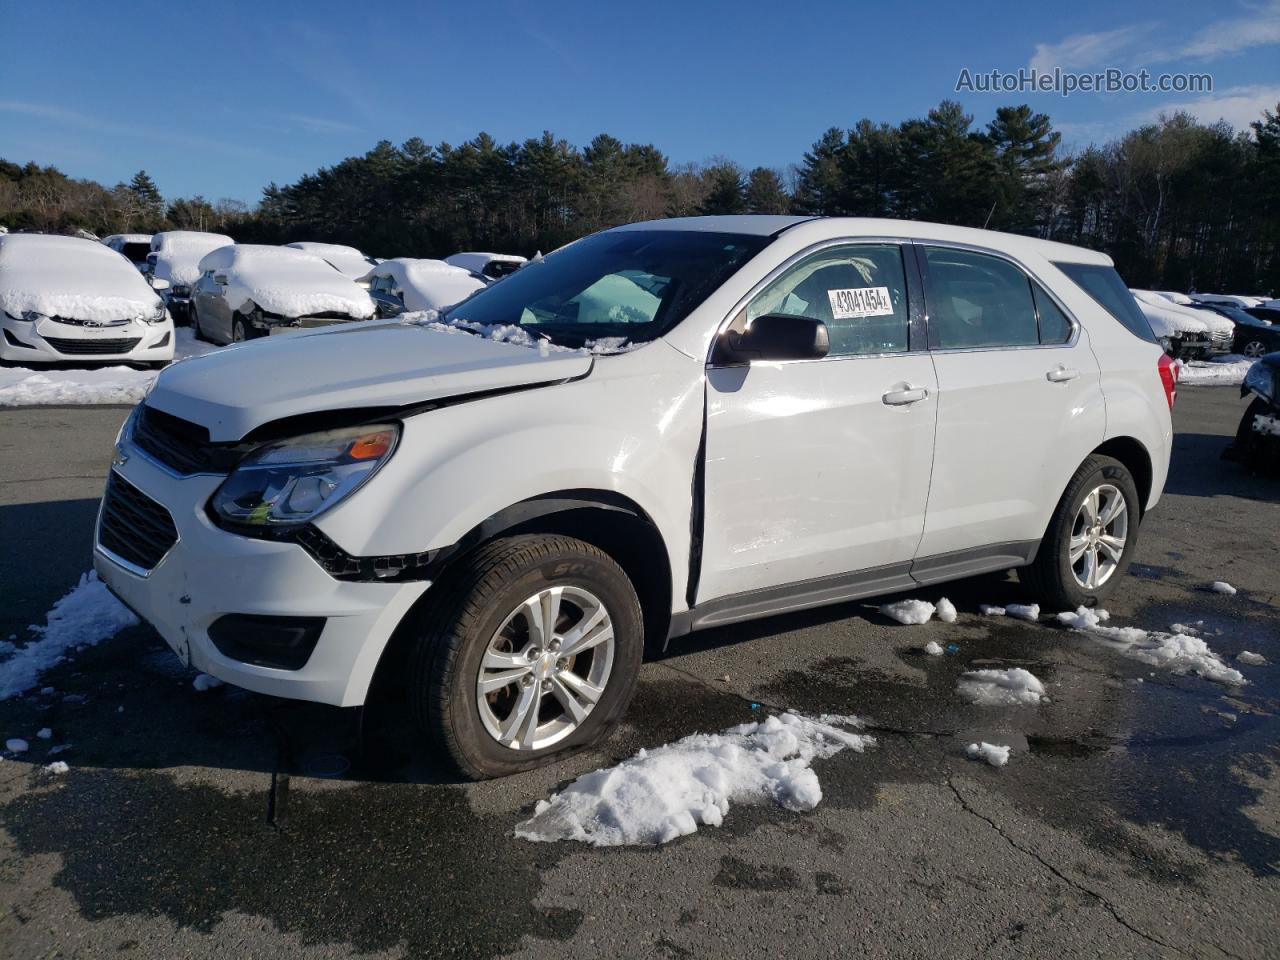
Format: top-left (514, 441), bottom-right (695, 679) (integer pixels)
top-left (365, 491), bottom-right (674, 707)
top-left (1092, 436), bottom-right (1153, 514)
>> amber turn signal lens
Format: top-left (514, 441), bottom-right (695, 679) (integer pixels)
top-left (348, 430), bottom-right (395, 460)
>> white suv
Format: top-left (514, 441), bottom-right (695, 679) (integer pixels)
top-left (94, 216), bottom-right (1175, 778)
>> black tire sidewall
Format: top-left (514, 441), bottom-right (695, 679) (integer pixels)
top-left (1043, 457), bottom-right (1141, 608)
top-left (430, 540), bottom-right (643, 777)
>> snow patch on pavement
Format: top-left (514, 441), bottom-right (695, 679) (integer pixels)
top-left (1005, 603), bottom-right (1041, 622)
top-left (956, 668), bottom-right (1047, 706)
top-left (1210, 581), bottom-right (1237, 595)
top-left (6, 738), bottom-right (29, 753)
top-left (0, 328), bottom-right (215, 406)
top-left (192, 673), bottom-right (223, 692)
top-left (979, 605), bottom-right (1006, 616)
top-left (935, 597), bottom-right (957, 623)
top-left (515, 713), bottom-right (875, 846)
top-left (44, 761), bottom-right (69, 774)
top-left (0, 572), bottom-right (138, 699)
top-left (879, 599), bottom-right (935, 625)
top-left (1237, 651), bottom-right (1268, 666)
top-left (1056, 607), bottom-right (1246, 686)
top-left (924, 641), bottom-right (945, 656)
top-left (966, 742), bottom-right (1011, 767)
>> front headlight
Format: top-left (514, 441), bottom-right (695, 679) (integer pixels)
top-left (211, 424), bottom-right (400, 530)
top-left (20, 310), bottom-right (42, 322)
top-left (1244, 361), bottom-right (1275, 403)
top-left (145, 302), bottom-right (167, 324)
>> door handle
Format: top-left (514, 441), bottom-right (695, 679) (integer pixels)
top-left (882, 385), bottom-right (929, 406)
top-left (1046, 365), bottom-right (1079, 382)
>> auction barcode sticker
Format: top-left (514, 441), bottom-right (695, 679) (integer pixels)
top-left (827, 286), bottom-right (894, 320)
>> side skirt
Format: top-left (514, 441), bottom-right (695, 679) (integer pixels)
top-left (668, 540), bottom-right (1039, 640)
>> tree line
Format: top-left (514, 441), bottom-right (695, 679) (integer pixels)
top-left (2, 99), bottom-right (1278, 293)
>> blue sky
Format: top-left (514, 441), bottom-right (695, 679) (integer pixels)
top-left (2, 0), bottom-right (1278, 204)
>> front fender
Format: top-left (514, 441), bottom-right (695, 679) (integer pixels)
top-left (313, 347), bottom-right (705, 612)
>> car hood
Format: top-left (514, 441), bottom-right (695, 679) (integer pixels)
top-left (146, 321), bottom-right (593, 441)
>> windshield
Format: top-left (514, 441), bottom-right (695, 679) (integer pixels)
top-left (121, 242), bottom-right (151, 264)
top-left (443, 230), bottom-right (771, 347)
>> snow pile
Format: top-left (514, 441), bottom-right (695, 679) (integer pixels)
top-left (515, 713), bottom-right (875, 846)
top-left (936, 598), bottom-right (957, 623)
top-left (1056, 607), bottom-right (1245, 686)
top-left (44, 761), bottom-right (69, 775)
top-left (1175, 356), bottom-right (1254, 387)
top-left (0, 327), bottom-right (213, 407)
top-left (36, 727), bottom-right (51, 740)
top-left (286, 241), bottom-right (373, 281)
top-left (192, 673), bottom-right (223, 692)
top-left (1005, 603), bottom-right (1040, 622)
top-left (979, 605), bottom-right (1005, 616)
top-left (1238, 651), bottom-right (1269, 665)
top-left (405, 311), bottom-right (644, 358)
top-left (879, 599), bottom-right (935, 625)
top-left (0, 572), bottom-right (138, 699)
top-left (0, 234), bottom-right (163, 324)
top-left (360, 258), bottom-right (485, 312)
top-left (966, 742), bottom-right (1011, 767)
top-left (1211, 581), bottom-right (1237, 596)
top-left (924, 641), bottom-right (945, 656)
top-left (150, 231), bottom-right (233, 286)
top-left (198, 245), bottom-right (374, 319)
top-left (6, 738), bottom-right (28, 753)
top-left (956, 668), bottom-right (1047, 706)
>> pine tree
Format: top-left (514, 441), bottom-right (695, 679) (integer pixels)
top-left (985, 105), bottom-right (1063, 233)
top-left (700, 163), bottom-right (745, 215)
top-left (744, 167), bottom-right (791, 214)
top-left (793, 128), bottom-right (847, 214)
top-left (128, 170), bottom-right (162, 211)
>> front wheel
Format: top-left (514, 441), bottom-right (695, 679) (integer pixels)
top-left (1240, 339), bottom-right (1268, 359)
top-left (1020, 455), bottom-right (1141, 610)
top-left (409, 535), bottom-right (644, 779)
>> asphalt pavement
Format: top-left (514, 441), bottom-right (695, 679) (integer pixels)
top-left (0, 388), bottom-right (1276, 959)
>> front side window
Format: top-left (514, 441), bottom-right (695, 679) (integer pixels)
top-left (444, 230), bottom-right (770, 348)
top-left (742, 243), bottom-right (910, 357)
top-left (923, 247), bottom-right (1039, 349)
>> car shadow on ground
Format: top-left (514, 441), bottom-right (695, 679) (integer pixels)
top-left (1164, 431), bottom-right (1278, 500)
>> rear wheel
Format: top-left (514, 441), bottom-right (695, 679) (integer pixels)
top-left (1020, 455), bottom-right (1141, 610)
top-left (408, 535), bottom-right (643, 779)
top-left (232, 316), bottom-right (247, 343)
top-left (1241, 339), bottom-right (1268, 359)
top-left (190, 303), bottom-right (207, 342)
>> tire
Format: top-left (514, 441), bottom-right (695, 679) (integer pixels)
top-left (1020, 455), bottom-right (1141, 610)
top-left (191, 303), bottom-right (206, 342)
top-left (408, 534), bottom-right (643, 779)
top-left (1241, 339), bottom-right (1268, 359)
top-left (232, 316), bottom-right (247, 343)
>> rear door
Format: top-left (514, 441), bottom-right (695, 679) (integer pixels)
top-left (912, 244), bottom-right (1104, 569)
top-left (699, 241), bottom-right (938, 604)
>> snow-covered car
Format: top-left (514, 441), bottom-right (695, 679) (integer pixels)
top-left (102, 234), bottom-right (153, 270)
top-left (444, 252), bottom-right (527, 282)
top-left (1190, 293), bottom-right (1267, 309)
top-left (96, 216), bottom-right (1173, 778)
top-left (188, 244), bottom-right (375, 344)
top-left (359, 258), bottom-right (486, 316)
top-left (147, 231), bottom-right (233, 320)
top-left (0, 234), bottom-right (174, 367)
top-left (1131, 289), bottom-right (1233, 358)
top-left (284, 242), bottom-right (379, 283)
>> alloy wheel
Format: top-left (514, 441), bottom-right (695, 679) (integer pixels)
top-left (1243, 340), bottom-right (1267, 358)
top-left (476, 585), bottom-right (615, 750)
top-left (1069, 483), bottom-right (1129, 590)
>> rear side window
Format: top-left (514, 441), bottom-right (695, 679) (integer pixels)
top-left (1053, 262), bottom-right (1156, 343)
top-left (923, 247), bottom-right (1038, 349)
top-left (1032, 282), bottom-right (1073, 344)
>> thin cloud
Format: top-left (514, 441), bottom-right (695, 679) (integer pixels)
top-left (1175, 0), bottom-right (1280, 60)
top-left (1056, 84), bottom-right (1280, 146)
top-left (1029, 26), bottom-right (1150, 72)
top-left (287, 114), bottom-right (360, 135)
top-left (0, 99), bottom-right (273, 161)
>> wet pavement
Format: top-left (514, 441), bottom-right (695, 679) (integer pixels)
top-left (0, 388), bottom-right (1276, 959)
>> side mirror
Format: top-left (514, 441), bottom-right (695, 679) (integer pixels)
top-left (711, 314), bottom-right (830, 364)
top-left (150, 277), bottom-right (171, 291)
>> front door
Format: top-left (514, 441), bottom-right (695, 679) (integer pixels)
top-left (699, 242), bottom-right (938, 605)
